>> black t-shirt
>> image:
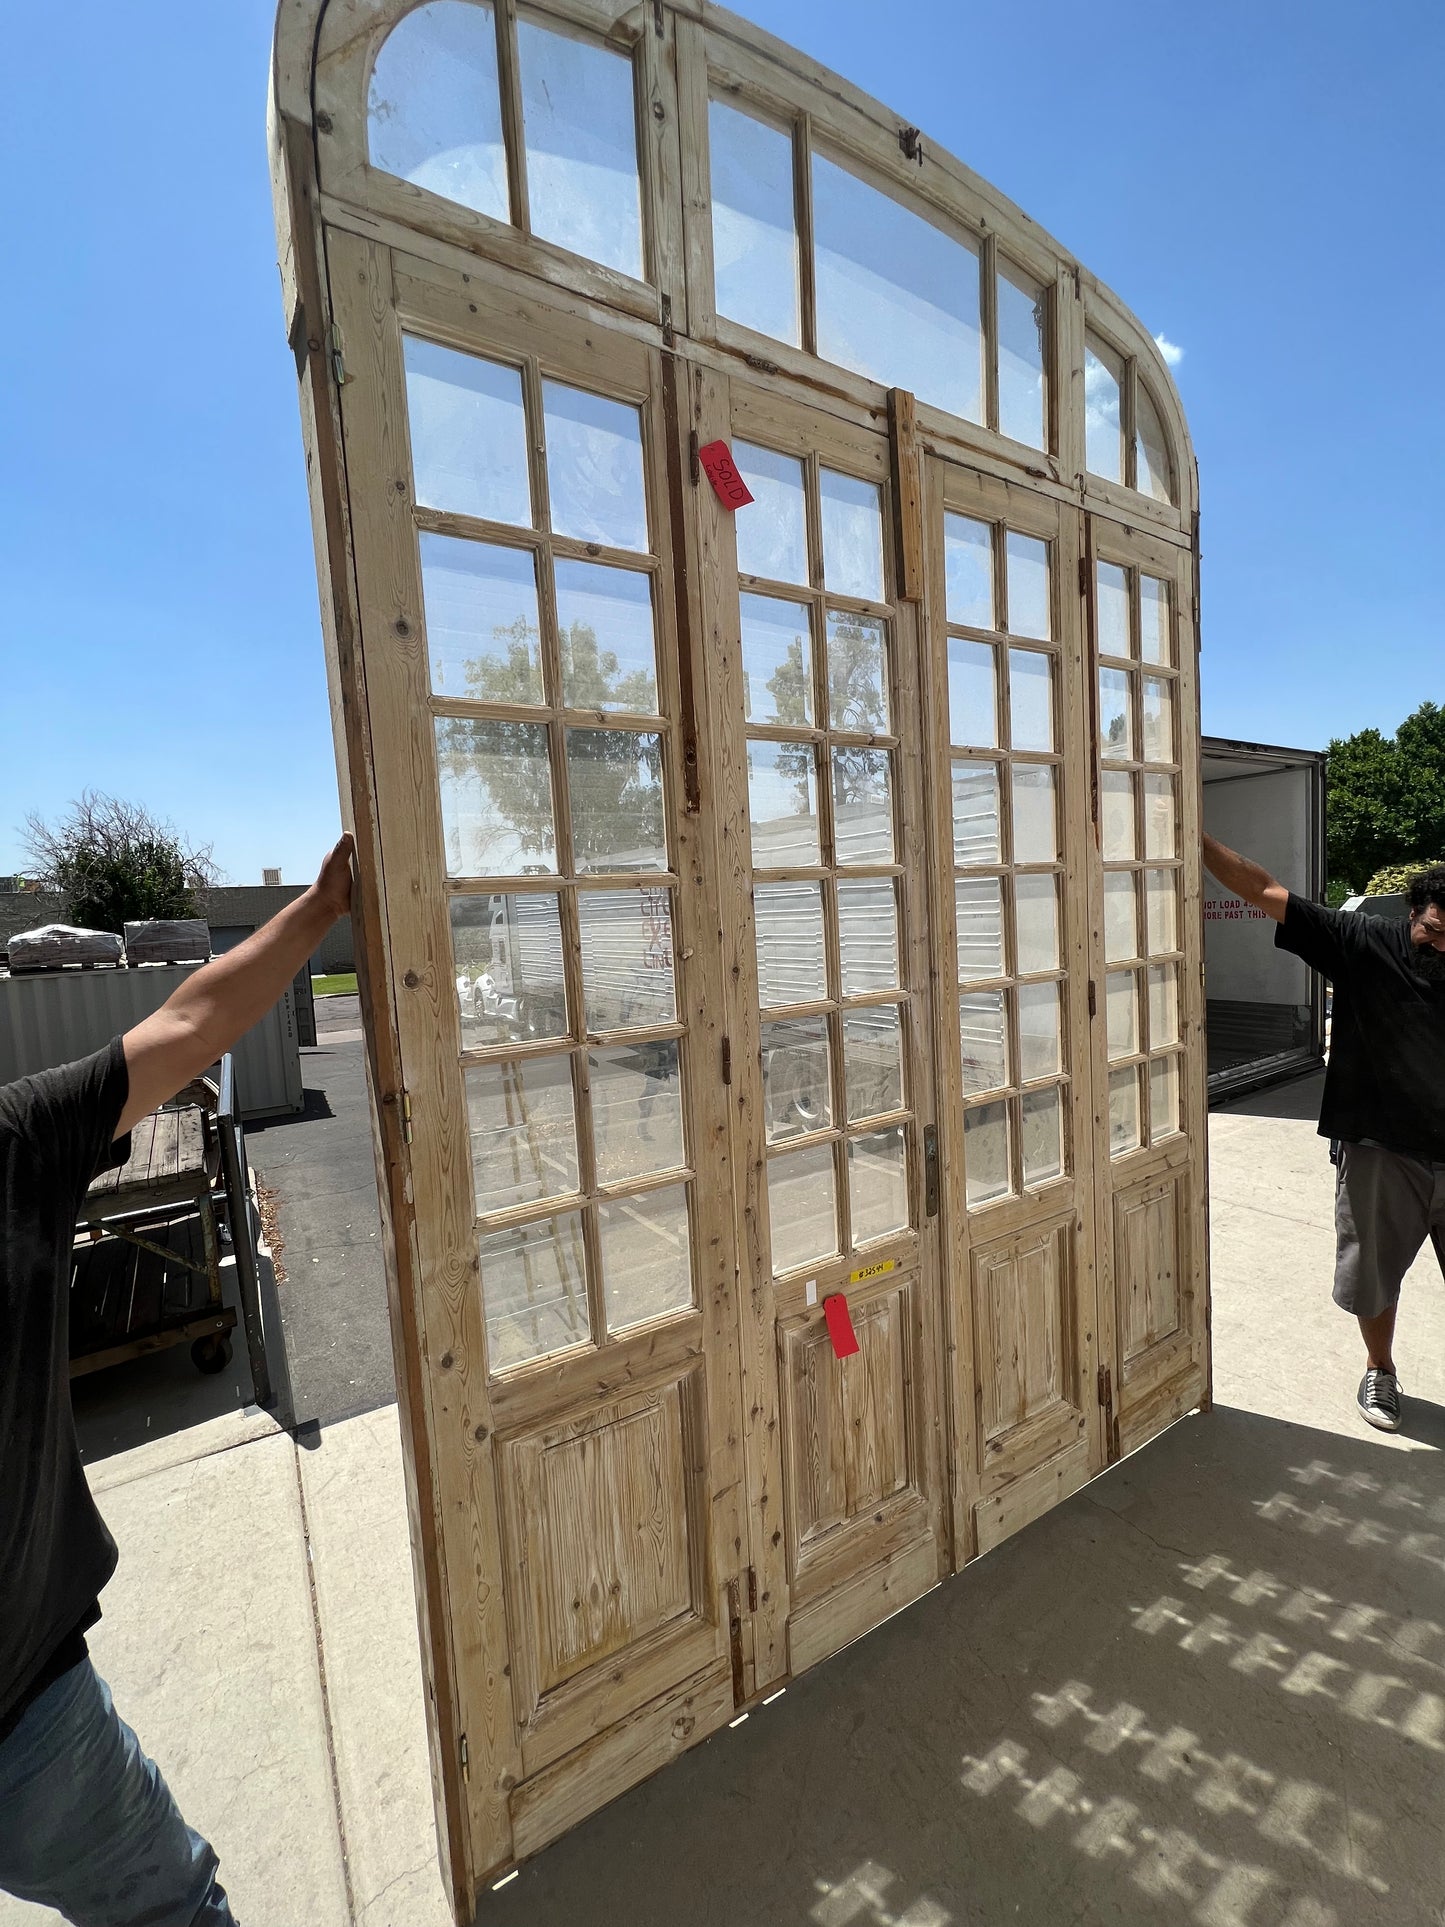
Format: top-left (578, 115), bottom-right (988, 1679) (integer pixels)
top-left (1276, 895), bottom-right (1445, 1158)
top-left (0, 1039), bottom-right (131, 1737)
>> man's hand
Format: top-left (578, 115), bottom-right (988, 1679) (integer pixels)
top-left (1202, 832), bottom-right (1290, 924)
top-left (313, 834), bottom-right (356, 921)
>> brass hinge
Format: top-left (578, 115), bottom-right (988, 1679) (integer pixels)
top-left (721, 1037), bottom-right (732, 1085)
top-left (1087, 979), bottom-right (1097, 1019)
top-left (459, 1733), bottom-right (469, 1780)
top-left (328, 322), bottom-right (348, 389)
top-left (747, 1565), bottom-right (758, 1613)
top-left (386, 1088), bottom-right (414, 1145)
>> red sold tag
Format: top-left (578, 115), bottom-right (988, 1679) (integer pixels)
top-left (699, 439), bottom-right (755, 511)
top-left (823, 1293), bottom-right (860, 1359)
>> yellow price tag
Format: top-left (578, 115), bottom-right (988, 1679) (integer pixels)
top-left (847, 1258), bottom-right (897, 1285)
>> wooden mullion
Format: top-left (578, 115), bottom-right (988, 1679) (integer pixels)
top-left (793, 109), bottom-right (817, 357)
top-left (496, 0), bottom-right (531, 237)
top-left (413, 506), bottom-right (543, 551)
top-left (981, 233), bottom-right (1000, 438)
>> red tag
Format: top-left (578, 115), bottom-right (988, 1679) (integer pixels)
top-left (699, 440), bottom-right (754, 511)
top-left (823, 1293), bottom-right (860, 1359)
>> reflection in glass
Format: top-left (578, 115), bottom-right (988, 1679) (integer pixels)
top-left (420, 535), bottom-right (541, 702)
top-left (733, 442), bottom-right (808, 585)
top-left (1018, 981), bottom-right (1061, 1081)
top-left (1104, 870), bottom-right (1138, 963)
top-left (565, 728), bottom-right (665, 871)
top-left (844, 1006), bottom-right (904, 1120)
top-left (1108, 1066), bottom-right (1141, 1158)
top-left (768, 1141), bottom-right (839, 1272)
top-left (827, 612), bottom-right (889, 733)
top-left (578, 887), bottom-right (675, 1030)
top-left (555, 559), bottom-right (657, 712)
top-left (405, 337), bottom-right (530, 525)
top-left (1142, 677), bottom-right (1175, 764)
top-left (1005, 533), bottom-right (1050, 640)
top-left (741, 595), bottom-right (812, 727)
top-left (997, 267), bottom-right (1046, 451)
top-left (1099, 668), bottom-right (1133, 761)
top-left (833, 748), bottom-right (894, 865)
top-left (763, 1016), bottom-right (833, 1142)
top-left (1148, 962), bottom-right (1180, 1048)
top-left (749, 740), bottom-right (820, 866)
top-left (1085, 334), bottom-right (1124, 483)
top-left (600, 1183), bottom-right (694, 1332)
top-left (948, 637), bottom-right (997, 749)
top-left (1106, 970), bottom-right (1138, 1061)
top-left (1096, 562), bottom-right (1131, 658)
top-left (369, 1), bottom-right (508, 222)
top-left (1136, 380), bottom-right (1174, 505)
top-left (944, 514), bottom-right (993, 629)
top-left (708, 99), bottom-right (800, 346)
top-left (956, 876), bottom-right (1004, 983)
top-left (481, 1212), bottom-right (588, 1369)
top-left (590, 1041), bottom-right (684, 1183)
top-left (838, 879), bottom-right (900, 993)
top-left (436, 716), bottom-right (555, 875)
top-left (1012, 764), bottom-right (1058, 864)
top-left (1021, 1087), bottom-right (1063, 1186)
top-left (850, 1127), bottom-right (909, 1244)
top-left (1015, 873), bottom-right (1060, 973)
top-left (1146, 868), bottom-right (1179, 955)
top-left (960, 989), bottom-right (1008, 1096)
top-left (517, 18), bottom-right (641, 278)
top-left (813, 151), bottom-right (982, 421)
top-left (754, 880), bottom-right (826, 1006)
top-left (1101, 769), bottom-right (1136, 861)
top-left (1143, 774), bottom-right (1178, 859)
top-left (1150, 1055), bottom-right (1181, 1139)
top-left (952, 760), bottom-right (1001, 865)
top-left (451, 893), bottom-right (567, 1048)
top-left (1009, 649), bottom-right (1053, 752)
top-left (467, 1054), bottom-right (578, 1216)
top-left (543, 382), bottom-right (648, 551)
top-left (964, 1100), bottom-right (1010, 1206)
top-left (1140, 575), bottom-right (1172, 664)
top-left (820, 470), bottom-right (885, 603)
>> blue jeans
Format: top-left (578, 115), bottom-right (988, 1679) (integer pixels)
top-left (0, 1659), bottom-right (237, 1926)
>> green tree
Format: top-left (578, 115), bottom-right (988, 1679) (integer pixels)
top-left (1326, 701), bottom-right (1445, 892)
top-left (21, 792), bottom-right (219, 933)
top-left (768, 613), bottom-right (891, 817)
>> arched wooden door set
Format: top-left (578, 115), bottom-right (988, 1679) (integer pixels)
top-left (270, 3), bottom-right (1208, 1914)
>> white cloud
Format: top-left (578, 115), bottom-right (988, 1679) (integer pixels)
top-left (1154, 333), bottom-right (1184, 368)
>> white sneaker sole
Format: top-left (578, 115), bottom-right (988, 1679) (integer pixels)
top-left (1357, 1400), bottom-right (1402, 1433)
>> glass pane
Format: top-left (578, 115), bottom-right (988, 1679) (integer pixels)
top-left (733, 443), bottom-right (808, 585)
top-left (1015, 873), bottom-right (1060, 973)
top-left (467, 1054), bottom-right (578, 1216)
top-left (369, 3), bottom-right (507, 222)
top-left (1142, 677), bottom-right (1175, 764)
top-left (1140, 576), bottom-right (1172, 665)
top-left (1146, 868), bottom-right (1179, 954)
top-left (1109, 1066), bottom-right (1141, 1158)
top-left (997, 267), bottom-right (1046, 451)
top-left (850, 1127), bottom-right (909, 1244)
top-left (555, 559), bottom-right (657, 713)
top-left (600, 1182), bottom-right (693, 1332)
top-left (1009, 649), bottom-right (1053, 752)
top-left (947, 638), bottom-right (997, 749)
top-left (405, 336), bottom-right (530, 525)
top-left (578, 887), bottom-right (675, 1030)
top-left (1104, 870), bottom-right (1138, 963)
top-left (944, 514), bottom-right (993, 629)
top-left (437, 716), bottom-right (555, 875)
top-left (952, 760), bottom-right (1001, 865)
top-left (451, 892), bottom-right (567, 1049)
top-left (481, 1212), bottom-right (588, 1369)
top-left (741, 594), bottom-right (812, 726)
top-left (1148, 962), bottom-right (1180, 1048)
top-left (833, 748), bottom-right (894, 865)
top-left (820, 470), bottom-right (884, 603)
top-left (420, 535), bottom-right (541, 703)
top-left (1005, 533), bottom-right (1050, 640)
top-left (517, 18), bottom-right (641, 278)
top-left (1096, 562), bottom-right (1131, 658)
top-left (1021, 1087), bottom-right (1063, 1186)
top-left (838, 878), bottom-right (900, 993)
top-left (956, 876), bottom-right (1004, 983)
top-left (565, 728), bottom-right (665, 872)
top-left (763, 1015), bottom-right (833, 1142)
top-left (964, 1101), bottom-right (1010, 1207)
top-left (1018, 981), bottom-right (1061, 1081)
top-left (1143, 774), bottom-right (1178, 859)
top-left (590, 1040), bottom-right (684, 1184)
top-left (827, 611), bottom-right (889, 733)
top-left (1136, 381), bottom-right (1174, 505)
top-left (1106, 970), bottom-right (1138, 1061)
top-left (768, 1142), bottom-right (839, 1273)
top-left (812, 150), bottom-right (982, 421)
top-left (844, 1006), bottom-right (904, 1121)
top-left (708, 99), bottom-right (800, 347)
top-left (755, 880), bottom-right (826, 1006)
top-left (960, 989), bottom-right (1008, 1096)
top-left (1150, 1055), bottom-right (1181, 1140)
top-left (1101, 769), bottom-right (1136, 861)
top-left (1099, 668), bottom-right (1133, 761)
top-left (1012, 765), bottom-right (1058, 864)
top-left (543, 382), bottom-right (648, 552)
top-left (1084, 334), bottom-right (1124, 483)
top-left (749, 740), bottom-right (820, 866)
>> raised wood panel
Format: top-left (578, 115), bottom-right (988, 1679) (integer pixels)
top-left (975, 1438), bottom-right (1089, 1555)
top-left (786, 1535), bottom-right (938, 1678)
top-left (1115, 1175), bottom-right (1184, 1364)
top-left (973, 1221), bottom-right (1073, 1450)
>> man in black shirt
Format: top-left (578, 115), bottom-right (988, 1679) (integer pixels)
top-left (1203, 834), bottom-right (1445, 1432)
top-left (0, 837), bottom-right (354, 1925)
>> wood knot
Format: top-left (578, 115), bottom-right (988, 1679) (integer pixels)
top-left (439, 1350), bottom-right (455, 1371)
top-left (394, 618), bottom-right (410, 637)
top-left (314, 109), bottom-right (333, 134)
top-left (403, 969), bottom-right (419, 988)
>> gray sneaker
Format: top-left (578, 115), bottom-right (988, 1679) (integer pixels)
top-left (1357, 1369), bottom-right (1403, 1432)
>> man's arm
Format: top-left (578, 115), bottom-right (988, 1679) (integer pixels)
top-left (1201, 832), bottom-right (1290, 924)
top-left (117, 836), bottom-right (355, 1136)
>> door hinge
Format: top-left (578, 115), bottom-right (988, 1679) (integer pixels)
top-left (688, 429), bottom-right (700, 486)
top-left (1078, 554), bottom-right (1090, 598)
top-left (726, 1576), bottom-right (745, 1703)
top-left (1087, 979), bottom-right (1097, 1019)
top-left (386, 1087), bottom-right (414, 1144)
top-left (328, 322), bottom-right (348, 389)
top-left (661, 290), bottom-right (675, 349)
top-left (459, 1733), bottom-right (469, 1780)
top-left (747, 1565), bottom-right (758, 1612)
top-left (653, 0), bottom-right (664, 35)
top-left (721, 1037), bottom-right (732, 1085)
top-left (923, 1123), bottom-right (940, 1217)
top-left (1097, 1364), bottom-right (1112, 1412)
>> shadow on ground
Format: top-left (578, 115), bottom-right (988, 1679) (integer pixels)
top-left (480, 1406), bottom-right (1445, 1927)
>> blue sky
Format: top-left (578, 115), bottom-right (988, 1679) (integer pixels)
top-left (2, 0), bottom-right (1440, 884)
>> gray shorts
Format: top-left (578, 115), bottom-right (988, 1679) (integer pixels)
top-left (1334, 1141), bottom-right (1445, 1319)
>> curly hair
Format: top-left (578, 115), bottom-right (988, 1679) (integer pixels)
top-left (1405, 864), bottom-right (1445, 914)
